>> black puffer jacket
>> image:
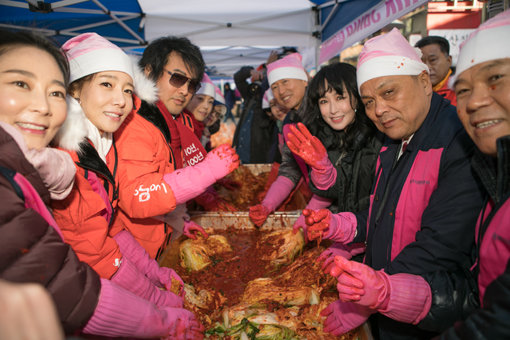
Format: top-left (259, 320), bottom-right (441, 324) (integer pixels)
top-left (232, 66), bottom-right (276, 163)
top-left (0, 126), bottom-right (100, 333)
top-left (419, 269), bottom-right (480, 333)
top-left (308, 130), bottom-right (383, 213)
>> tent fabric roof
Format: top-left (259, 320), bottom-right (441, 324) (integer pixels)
top-left (0, 0), bottom-right (145, 48)
top-left (139, 0), bottom-right (318, 76)
top-left (141, 0), bottom-right (315, 47)
top-left (0, 0), bottom-right (422, 76)
top-left (313, 0), bottom-right (382, 42)
top-left (0, 0), bottom-right (319, 76)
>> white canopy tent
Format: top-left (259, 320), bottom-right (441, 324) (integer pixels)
top-left (0, 0), bottom-right (428, 77)
top-left (0, 0), bottom-right (319, 77)
top-left (139, 0), bottom-right (319, 76)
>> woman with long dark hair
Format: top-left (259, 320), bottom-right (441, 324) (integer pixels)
top-left (293, 62), bottom-right (382, 214)
top-left (286, 62), bottom-right (382, 260)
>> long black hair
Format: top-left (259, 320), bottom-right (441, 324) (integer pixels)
top-left (301, 62), bottom-right (375, 153)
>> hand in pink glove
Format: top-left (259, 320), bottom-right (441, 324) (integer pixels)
top-left (304, 209), bottom-right (357, 244)
top-left (328, 256), bottom-right (386, 308)
top-left (286, 122), bottom-right (328, 169)
top-left (319, 243), bottom-right (366, 273)
top-left (183, 220), bottom-right (208, 240)
top-left (156, 266), bottom-right (185, 297)
top-left (163, 144), bottom-right (239, 205)
top-left (250, 176), bottom-right (295, 227)
top-left (114, 230), bottom-right (184, 296)
top-left (111, 255), bottom-right (183, 308)
top-left (318, 242), bottom-right (354, 273)
top-left (328, 256), bottom-right (432, 324)
top-left (163, 307), bottom-right (205, 340)
top-left (84, 279), bottom-right (204, 339)
top-left (321, 300), bottom-right (372, 336)
top-left (249, 204), bottom-right (271, 227)
top-left (292, 213), bottom-right (307, 238)
top-left (293, 195), bottom-right (332, 239)
top-left (206, 144), bottom-right (240, 180)
top-left (286, 123), bottom-right (337, 190)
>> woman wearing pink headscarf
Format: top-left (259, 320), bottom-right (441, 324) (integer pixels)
top-left (53, 32), bottom-right (204, 339)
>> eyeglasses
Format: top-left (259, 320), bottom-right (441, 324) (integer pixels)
top-left (165, 70), bottom-right (201, 94)
top-left (214, 105), bottom-right (227, 116)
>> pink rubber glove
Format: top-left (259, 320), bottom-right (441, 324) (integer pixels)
top-left (321, 300), bottom-right (372, 336)
top-left (304, 209), bottom-right (357, 244)
top-left (183, 220), bottom-right (208, 240)
top-left (286, 122), bottom-right (337, 190)
top-left (111, 256), bottom-right (183, 308)
top-left (113, 230), bottom-right (184, 296)
top-left (249, 176), bottom-right (295, 227)
top-left (291, 214), bottom-right (308, 239)
top-left (249, 204), bottom-right (272, 227)
top-left (293, 194), bottom-right (332, 239)
top-left (164, 144), bottom-right (240, 205)
top-left (329, 256), bottom-right (432, 324)
top-left (318, 242), bottom-right (366, 273)
top-left (83, 279), bottom-right (204, 339)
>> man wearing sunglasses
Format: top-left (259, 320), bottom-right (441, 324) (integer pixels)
top-left (113, 36), bottom-right (240, 260)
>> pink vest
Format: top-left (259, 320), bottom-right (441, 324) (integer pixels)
top-left (0, 166), bottom-right (65, 240)
top-left (476, 199), bottom-right (510, 304)
top-left (367, 147), bottom-right (443, 260)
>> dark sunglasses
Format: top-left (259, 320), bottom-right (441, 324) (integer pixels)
top-left (165, 70), bottom-right (201, 94)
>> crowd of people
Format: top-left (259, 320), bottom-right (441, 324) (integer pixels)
top-left (0, 7), bottom-right (509, 340)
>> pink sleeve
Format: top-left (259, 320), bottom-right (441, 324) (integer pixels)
top-left (261, 176), bottom-right (295, 212)
top-left (305, 194), bottom-right (332, 210)
top-left (310, 159), bottom-right (337, 190)
top-left (379, 272), bottom-right (432, 324)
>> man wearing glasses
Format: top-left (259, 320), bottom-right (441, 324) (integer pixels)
top-left (113, 36), bottom-right (239, 260)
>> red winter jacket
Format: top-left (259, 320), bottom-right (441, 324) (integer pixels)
top-left (52, 141), bottom-right (122, 279)
top-left (113, 100), bottom-right (179, 259)
top-left (433, 72), bottom-right (456, 107)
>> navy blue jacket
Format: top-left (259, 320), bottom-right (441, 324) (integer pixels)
top-left (353, 93), bottom-right (485, 339)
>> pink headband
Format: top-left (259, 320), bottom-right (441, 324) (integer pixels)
top-left (195, 73), bottom-right (216, 98)
top-left (262, 88), bottom-right (274, 109)
top-left (62, 33), bottom-right (134, 83)
top-left (453, 10), bottom-right (510, 84)
top-left (267, 53), bottom-right (308, 85)
top-left (357, 28), bottom-right (428, 89)
top-left (214, 86), bottom-right (225, 105)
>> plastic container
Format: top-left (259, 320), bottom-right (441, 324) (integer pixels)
top-left (189, 163), bottom-right (300, 230)
top-left (190, 211), bottom-right (299, 231)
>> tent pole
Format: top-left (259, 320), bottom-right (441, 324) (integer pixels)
top-left (90, 0), bottom-right (145, 44)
